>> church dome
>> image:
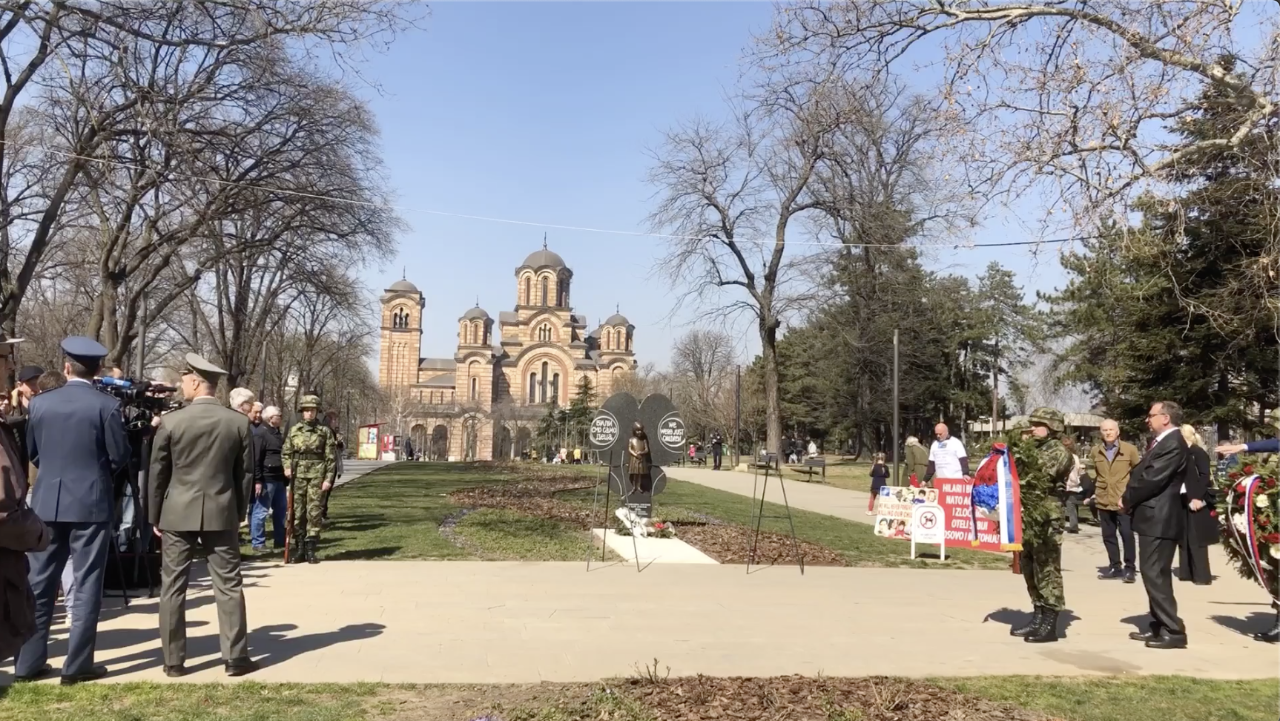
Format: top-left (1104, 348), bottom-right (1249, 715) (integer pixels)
top-left (605, 312), bottom-right (630, 326)
top-left (521, 248), bottom-right (567, 269)
top-left (462, 306), bottom-right (490, 320)
top-left (388, 279), bottom-right (419, 293)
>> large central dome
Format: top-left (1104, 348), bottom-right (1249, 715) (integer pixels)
top-left (521, 248), bottom-right (567, 269)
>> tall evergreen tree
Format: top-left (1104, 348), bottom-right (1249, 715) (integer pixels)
top-left (1048, 60), bottom-right (1278, 436)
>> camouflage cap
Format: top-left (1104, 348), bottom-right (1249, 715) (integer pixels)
top-left (1028, 407), bottom-right (1066, 434)
top-left (1009, 418), bottom-right (1032, 432)
top-left (297, 394), bottom-right (321, 410)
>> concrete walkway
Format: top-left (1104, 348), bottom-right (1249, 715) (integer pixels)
top-left (1, 559), bottom-right (1272, 684)
top-left (1, 462), bottom-right (1272, 684)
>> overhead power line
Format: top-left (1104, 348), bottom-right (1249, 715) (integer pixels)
top-left (2, 139), bottom-right (1087, 250)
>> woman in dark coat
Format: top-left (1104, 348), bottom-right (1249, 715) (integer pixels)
top-left (1177, 425), bottom-right (1217, 585)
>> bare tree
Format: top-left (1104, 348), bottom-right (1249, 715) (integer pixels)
top-left (669, 329), bottom-right (739, 440)
top-left (760, 1), bottom-right (1280, 317)
top-left (0, 1), bottom-right (415, 336)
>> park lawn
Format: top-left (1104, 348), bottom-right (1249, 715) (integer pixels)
top-left (0, 677), bottom-right (1272, 721)
top-left (322, 461), bottom-right (1004, 569)
top-left (933, 676), bottom-right (1276, 721)
top-left (450, 507), bottom-right (606, 561)
top-left (776, 458), bottom-right (876, 492)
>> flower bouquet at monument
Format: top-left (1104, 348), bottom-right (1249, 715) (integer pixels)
top-left (968, 441), bottom-right (1025, 551)
top-left (1221, 454), bottom-right (1279, 601)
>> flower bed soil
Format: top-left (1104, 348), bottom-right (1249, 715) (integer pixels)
top-left (448, 478), bottom-right (848, 567)
top-left (616, 675), bottom-right (1049, 721)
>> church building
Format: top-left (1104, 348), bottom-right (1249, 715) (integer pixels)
top-left (377, 244), bottom-right (637, 460)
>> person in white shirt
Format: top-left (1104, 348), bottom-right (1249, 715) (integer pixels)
top-left (923, 423), bottom-right (969, 486)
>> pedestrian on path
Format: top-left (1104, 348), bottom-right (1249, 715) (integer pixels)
top-left (711, 434), bottom-right (724, 470)
top-left (1008, 407), bottom-right (1073, 644)
top-left (867, 453), bottom-right (888, 515)
top-left (1121, 400), bottom-right (1190, 650)
top-left (1089, 419), bottom-right (1140, 583)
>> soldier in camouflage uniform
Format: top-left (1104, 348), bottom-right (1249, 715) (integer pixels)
top-left (282, 395), bottom-right (337, 564)
top-left (1008, 407), bottom-right (1075, 643)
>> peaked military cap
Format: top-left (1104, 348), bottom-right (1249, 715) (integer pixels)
top-left (182, 352), bottom-right (227, 384)
top-left (16, 365), bottom-right (43, 383)
top-left (297, 394), bottom-right (321, 410)
top-left (61, 336), bottom-right (108, 364)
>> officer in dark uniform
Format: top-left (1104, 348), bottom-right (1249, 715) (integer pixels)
top-left (15, 337), bottom-right (130, 685)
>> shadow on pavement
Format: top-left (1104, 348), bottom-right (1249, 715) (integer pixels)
top-left (1209, 611), bottom-right (1273, 637)
top-left (984, 607), bottom-right (1081, 635)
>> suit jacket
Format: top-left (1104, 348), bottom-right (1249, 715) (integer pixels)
top-left (25, 380), bottom-right (130, 523)
top-left (1181, 444), bottom-right (1218, 547)
top-left (1121, 431), bottom-right (1187, 540)
top-left (148, 396), bottom-right (253, 532)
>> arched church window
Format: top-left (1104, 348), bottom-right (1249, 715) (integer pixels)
top-left (539, 361), bottom-right (549, 403)
top-left (551, 373), bottom-right (560, 403)
top-left (524, 276), bottom-right (531, 305)
top-left (541, 277), bottom-right (549, 306)
top-left (537, 324), bottom-right (552, 343)
top-left (470, 376), bottom-right (478, 401)
top-left (528, 373), bottom-right (537, 403)
top-left (604, 329), bottom-right (612, 350)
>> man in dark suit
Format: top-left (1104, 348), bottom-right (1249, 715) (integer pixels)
top-left (149, 353), bottom-right (256, 677)
top-left (15, 337), bottom-right (130, 684)
top-left (1120, 400), bottom-right (1189, 650)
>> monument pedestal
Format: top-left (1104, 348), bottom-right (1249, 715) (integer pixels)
top-left (591, 529), bottom-right (718, 565)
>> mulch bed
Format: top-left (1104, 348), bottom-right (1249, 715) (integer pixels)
top-left (616, 675), bottom-right (1050, 721)
top-left (448, 478), bottom-right (848, 567)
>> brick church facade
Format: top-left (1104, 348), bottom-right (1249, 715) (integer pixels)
top-left (378, 245), bottom-right (637, 460)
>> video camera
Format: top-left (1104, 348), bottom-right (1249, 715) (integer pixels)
top-left (94, 376), bottom-right (181, 429)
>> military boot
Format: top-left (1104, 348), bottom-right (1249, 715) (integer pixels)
top-left (1024, 609), bottom-right (1059, 643)
top-left (286, 540), bottom-right (304, 564)
top-left (304, 538), bottom-right (320, 565)
top-left (1010, 607), bottom-right (1043, 637)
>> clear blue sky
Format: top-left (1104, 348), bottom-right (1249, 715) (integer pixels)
top-left (356, 2), bottom-right (1069, 367)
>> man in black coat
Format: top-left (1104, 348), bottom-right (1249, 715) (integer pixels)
top-left (1120, 400), bottom-right (1189, 650)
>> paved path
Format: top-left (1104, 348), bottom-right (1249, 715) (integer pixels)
top-left (1, 462), bottom-right (1272, 684)
top-left (334, 459), bottom-right (393, 487)
top-left (1, 559), bottom-right (1271, 684)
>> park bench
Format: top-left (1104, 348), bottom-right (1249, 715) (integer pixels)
top-left (688, 451), bottom-right (707, 466)
top-left (794, 457), bottom-right (826, 482)
top-left (748, 453), bottom-right (779, 473)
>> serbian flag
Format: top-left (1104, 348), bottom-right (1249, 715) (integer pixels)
top-left (970, 443), bottom-right (1023, 551)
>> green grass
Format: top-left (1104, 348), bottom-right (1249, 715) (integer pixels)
top-left (452, 507), bottom-right (599, 561)
top-left (0, 682), bottom-right (381, 721)
top-left (934, 676), bottom-right (1278, 721)
top-left (310, 462), bottom-right (1004, 568)
top-left (0, 678), bottom-right (1271, 721)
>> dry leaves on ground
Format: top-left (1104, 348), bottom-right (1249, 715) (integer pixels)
top-left (619, 675), bottom-right (1052, 721)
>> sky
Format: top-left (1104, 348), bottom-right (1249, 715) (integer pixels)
top-left (354, 2), bottom-right (1072, 367)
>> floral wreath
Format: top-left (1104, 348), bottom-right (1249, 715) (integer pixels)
top-left (1222, 454), bottom-right (1279, 604)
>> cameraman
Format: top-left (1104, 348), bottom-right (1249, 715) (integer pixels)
top-left (15, 337), bottom-right (129, 685)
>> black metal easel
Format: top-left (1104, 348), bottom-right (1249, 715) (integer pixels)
top-left (747, 452), bottom-right (804, 574)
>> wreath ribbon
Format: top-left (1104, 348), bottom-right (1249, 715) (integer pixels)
top-left (1225, 474), bottom-right (1279, 605)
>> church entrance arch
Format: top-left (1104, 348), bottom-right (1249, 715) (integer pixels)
top-left (514, 426), bottom-right (532, 460)
top-left (429, 424), bottom-right (449, 461)
top-left (494, 424), bottom-right (513, 460)
top-left (409, 424), bottom-right (427, 460)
